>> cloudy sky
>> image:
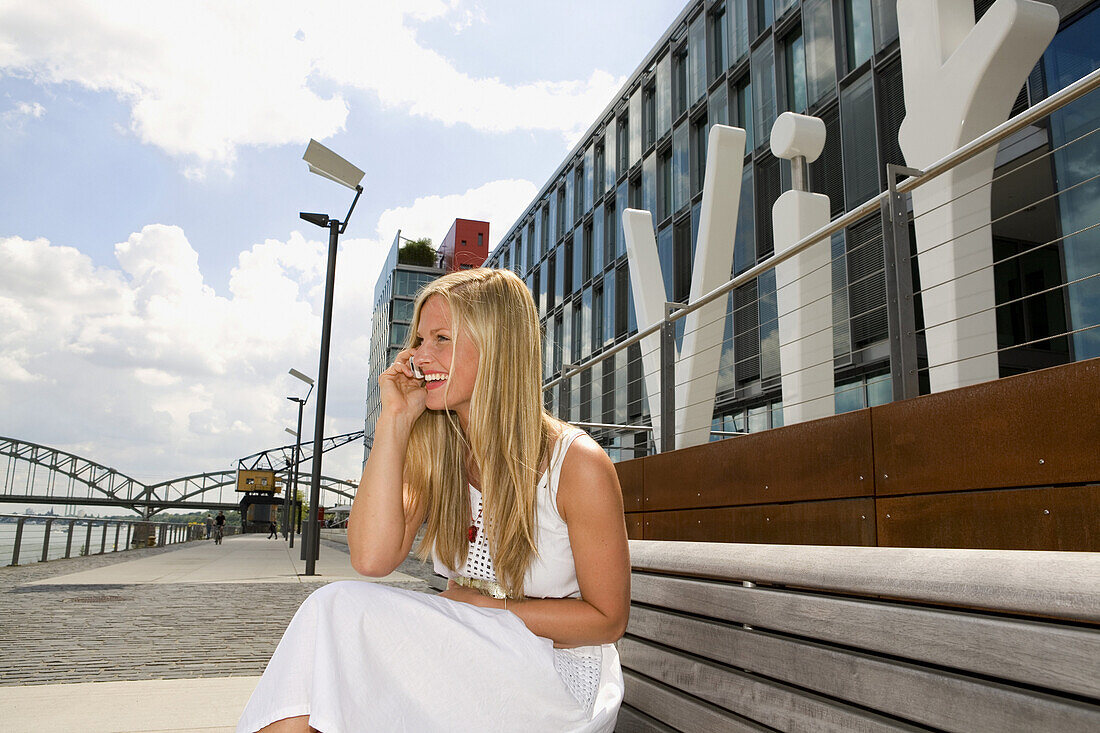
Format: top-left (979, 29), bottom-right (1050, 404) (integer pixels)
top-left (0, 0), bottom-right (686, 508)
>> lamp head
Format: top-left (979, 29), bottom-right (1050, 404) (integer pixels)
top-left (285, 427), bottom-right (298, 437)
top-left (299, 212), bottom-right (330, 229)
top-left (303, 139), bottom-right (365, 191)
top-left (289, 368), bottom-right (314, 386)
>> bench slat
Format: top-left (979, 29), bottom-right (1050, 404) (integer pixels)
top-left (619, 637), bottom-right (924, 732)
top-left (632, 571), bottom-right (1100, 699)
top-left (614, 704), bottom-right (680, 733)
top-left (626, 605), bottom-right (1100, 733)
top-left (622, 670), bottom-right (774, 733)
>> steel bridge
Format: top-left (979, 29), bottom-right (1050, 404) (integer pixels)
top-left (0, 435), bottom-right (360, 517)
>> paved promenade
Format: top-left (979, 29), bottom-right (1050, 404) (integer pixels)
top-left (0, 533), bottom-right (436, 732)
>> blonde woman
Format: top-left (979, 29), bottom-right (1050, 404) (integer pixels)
top-left (238, 268), bottom-right (630, 733)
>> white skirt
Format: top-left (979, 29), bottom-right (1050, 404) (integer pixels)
top-left (237, 581), bottom-right (623, 733)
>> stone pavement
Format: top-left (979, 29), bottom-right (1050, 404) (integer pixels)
top-left (0, 532), bottom-right (440, 731)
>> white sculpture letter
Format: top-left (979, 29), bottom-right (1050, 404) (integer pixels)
top-left (898, 0), bottom-right (1057, 392)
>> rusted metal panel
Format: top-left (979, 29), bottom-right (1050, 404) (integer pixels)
top-left (642, 498), bottom-right (877, 545)
top-left (872, 358), bottom-right (1100, 496)
top-left (641, 410), bottom-right (874, 512)
top-left (615, 457), bottom-right (645, 514)
top-left (624, 512), bottom-right (645, 540)
top-left (877, 484), bottom-right (1100, 551)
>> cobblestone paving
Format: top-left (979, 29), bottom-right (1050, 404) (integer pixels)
top-left (0, 540), bottom-right (438, 686)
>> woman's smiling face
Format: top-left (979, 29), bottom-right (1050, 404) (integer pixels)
top-left (412, 295), bottom-right (480, 426)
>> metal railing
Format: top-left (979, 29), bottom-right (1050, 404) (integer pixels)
top-left (0, 513), bottom-right (227, 567)
top-left (543, 66), bottom-right (1100, 458)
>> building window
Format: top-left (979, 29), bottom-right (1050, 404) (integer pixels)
top-left (643, 152), bottom-right (657, 220)
top-left (840, 71), bottom-right (879, 209)
top-left (658, 149), bottom-right (672, 221)
top-left (804, 0), bottom-right (837, 106)
top-left (594, 143), bottom-right (605, 194)
top-left (574, 164), bottom-right (585, 225)
top-left (730, 0), bottom-right (750, 63)
top-left (643, 83), bottom-right (657, 149)
top-left (751, 38), bottom-right (776, 151)
top-left (690, 116), bottom-right (708, 197)
top-left (709, 83), bottom-right (729, 130)
top-left (656, 54), bottom-right (672, 138)
top-left (784, 31), bottom-right (807, 113)
top-left (672, 121), bottom-right (690, 213)
top-left (734, 163), bottom-right (755, 275)
top-left (688, 13), bottom-right (707, 107)
top-left (584, 145), bottom-right (595, 214)
top-left (605, 198), bottom-right (619, 265)
top-left (845, 0), bottom-right (874, 72)
top-left (673, 220), bottom-right (693, 303)
top-left (734, 77), bottom-right (754, 150)
top-left (617, 114), bottom-right (630, 177)
top-left (629, 87), bottom-right (643, 167)
top-left (871, 0), bottom-right (899, 53)
top-left (754, 0), bottom-right (774, 37)
top-left (658, 225), bottom-right (674, 302)
top-left (557, 185), bottom-right (567, 240)
top-left (477, 232), bottom-right (483, 248)
top-left (673, 46), bottom-right (688, 119)
top-left (709, 3), bottom-right (728, 82)
top-left (561, 240), bottom-right (572, 298)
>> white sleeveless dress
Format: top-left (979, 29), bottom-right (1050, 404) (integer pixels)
top-left (237, 428), bottom-right (624, 733)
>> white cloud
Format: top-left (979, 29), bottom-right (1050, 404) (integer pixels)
top-left (0, 1), bottom-right (622, 173)
top-left (0, 176), bottom-right (536, 495)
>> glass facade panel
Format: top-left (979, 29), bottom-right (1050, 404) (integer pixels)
top-left (584, 145), bottom-right (595, 214)
top-left (755, 0), bottom-right (774, 36)
top-left (573, 226), bottom-right (585, 290)
top-left (735, 79), bottom-right (753, 150)
top-left (709, 83), bottom-right (730, 130)
top-left (673, 47), bottom-right (688, 118)
top-left (604, 119), bottom-right (617, 190)
top-left (804, 0), bottom-right (836, 106)
top-left (1045, 9), bottom-right (1100, 360)
top-left (658, 150), bottom-right (672, 221)
top-left (672, 122), bottom-right (690, 212)
top-left (392, 298), bottom-right (415, 323)
top-left (785, 31), bottom-right (807, 113)
top-left (643, 152), bottom-right (657, 220)
top-left (709, 4), bottom-right (728, 82)
top-left (629, 87), bottom-right (643, 166)
top-left (658, 225), bottom-right (675, 303)
top-left (603, 269), bottom-right (616, 346)
top-left (656, 54), bottom-right (672, 138)
top-left (871, 0), bottom-right (899, 51)
top-left (867, 372), bottom-right (892, 407)
top-left (845, 0), bottom-right (874, 71)
top-left (840, 71), bottom-right (879, 209)
top-left (643, 85), bottom-right (657, 149)
top-left (730, 0), bottom-right (750, 63)
top-left (690, 117), bottom-right (707, 196)
top-left (759, 269), bottom-right (779, 380)
top-left (548, 193), bottom-right (558, 246)
top-left (751, 38), bottom-right (776, 151)
top-left (581, 287), bottom-right (594, 358)
top-left (775, 0), bottom-right (797, 19)
top-left (689, 13), bottom-right (707, 106)
top-left (564, 175), bottom-right (575, 231)
top-left (592, 204), bottom-right (605, 275)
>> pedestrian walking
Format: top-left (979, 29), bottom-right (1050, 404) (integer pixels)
top-left (267, 520), bottom-right (277, 539)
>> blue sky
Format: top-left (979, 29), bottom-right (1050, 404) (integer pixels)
top-left (0, 0), bottom-right (686, 500)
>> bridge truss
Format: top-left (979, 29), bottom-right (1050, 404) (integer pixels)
top-left (0, 436), bottom-right (358, 517)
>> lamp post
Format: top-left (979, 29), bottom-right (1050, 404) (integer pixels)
top-left (285, 368), bottom-right (314, 550)
top-left (299, 139), bottom-right (364, 576)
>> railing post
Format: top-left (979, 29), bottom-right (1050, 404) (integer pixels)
top-left (125, 522), bottom-right (132, 550)
top-left (10, 517), bottom-right (25, 566)
top-left (882, 164), bottom-right (924, 402)
top-left (41, 518), bottom-right (54, 562)
top-left (65, 520), bottom-right (75, 558)
top-left (83, 521), bottom-right (93, 556)
top-left (113, 523), bottom-right (121, 552)
top-left (660, 303), bottom-right (678, 453)
top-left (99, 521), bottom-right (107, 554)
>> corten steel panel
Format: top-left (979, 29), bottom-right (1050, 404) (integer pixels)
top-left (877, 485), bottom-right (1100, 551)
top-left (615, 457), bottom-right (644, 514)
top-left (624, 513), bottom-right (644, 540)
top-left (642, 410), bottom-right (874, 511)
top-left (642, 498), bottom-right (877, 545)
top-left (872, 358), bottom-right (1100, 496)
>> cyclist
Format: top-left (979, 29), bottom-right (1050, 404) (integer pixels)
top-left (214, 511), bottom-right (226, 545)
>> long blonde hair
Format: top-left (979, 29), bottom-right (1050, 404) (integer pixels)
top-left (405, 268), bottom-right (564, 598)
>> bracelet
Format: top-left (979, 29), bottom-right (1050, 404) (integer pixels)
top-left (504, 597), bottom-right (508, 612)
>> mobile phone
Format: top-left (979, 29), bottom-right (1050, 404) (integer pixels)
top-left (411, 363), bottom-right (424, 380)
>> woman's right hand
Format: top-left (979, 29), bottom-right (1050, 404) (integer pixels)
top-left (378, 348), bottom-right (427, 423)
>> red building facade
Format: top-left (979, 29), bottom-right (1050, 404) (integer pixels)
top-left (439, 218), bottom-right (489, 272)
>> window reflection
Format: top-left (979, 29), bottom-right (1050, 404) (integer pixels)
top-left (804, 0), bottom-right (836, 106)
top-left (785, 31), bottom-right (807, 113)
top-left (751, 39), bottom-right (776, 151)
top-left (845, 0), bottom-right (873, 71)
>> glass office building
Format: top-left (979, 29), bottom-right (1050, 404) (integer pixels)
top-left (481, 0), bottom-right (1100, 459)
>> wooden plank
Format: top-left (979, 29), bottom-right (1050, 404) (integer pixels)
top-left (630, 572), bottom-right (1100, 699)
top-left (876, 485), bottom-right (1100, 552)
top-left (613, 704), bottom-right (679, 733)
top-left (624, 512), bottom-right (644, 540)
top-left (627, 540), bottom-right (1100, 622)
top-left (872, 358), bottom-right (1100, 496)
top-left (626, 606), bottom-right (1100, 733)
top-left (621, 671), bottom-right (773, 733)
top-left (619, 637), bottom-right (925, 732)
top-left (641, 498), bottom-right (876, 545)
top-left (643, 409), bottom-right (873, 511)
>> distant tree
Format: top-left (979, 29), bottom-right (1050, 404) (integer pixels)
top-left (398, 237), bottom-right (438, 267)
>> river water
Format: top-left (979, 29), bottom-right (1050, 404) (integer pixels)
top-left (0, 522), bottom-right (134, 565)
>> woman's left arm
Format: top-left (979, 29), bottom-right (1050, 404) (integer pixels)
top-left (443, 435), bottom-right (631, 646)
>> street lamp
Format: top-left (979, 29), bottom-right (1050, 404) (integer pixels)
top-left (285, 368), bottom-right (313, 550)
top-left (299, 139), bottom-right (364, 576)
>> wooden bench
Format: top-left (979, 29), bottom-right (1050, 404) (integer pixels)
top-left (615, 540), bottom-right (1100, 732)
